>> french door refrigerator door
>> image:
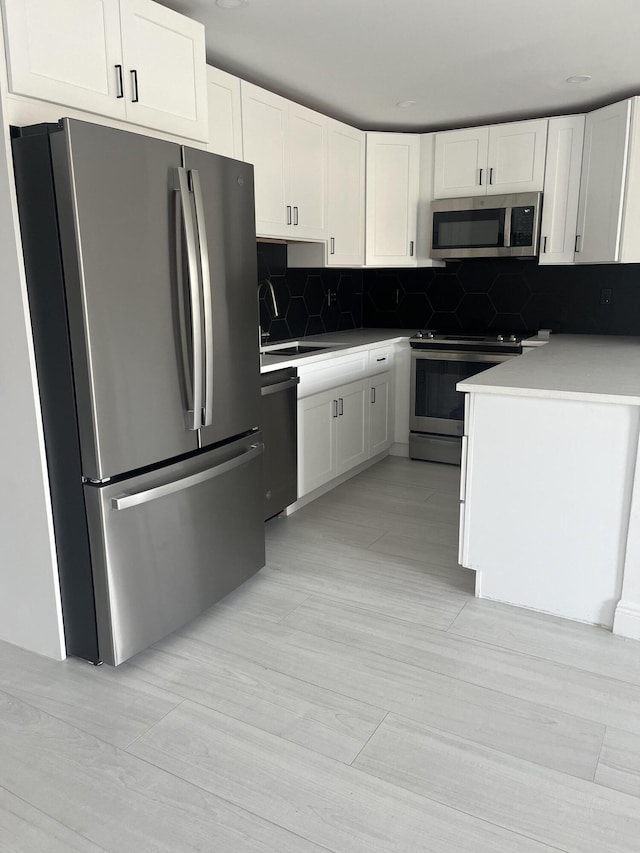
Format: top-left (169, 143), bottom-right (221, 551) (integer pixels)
top-left (182, 147), bottom-right (261, 447)
top-left (51, 119), bottom-right (198, 481)
top-left (83, 433), bottom-right (265, 665)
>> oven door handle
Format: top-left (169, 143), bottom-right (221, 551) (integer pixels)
top-left (410, 350), bottom-right (518, 363)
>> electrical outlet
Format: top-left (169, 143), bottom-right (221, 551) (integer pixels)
top-left (327, 289), bottom-right (337, 306)
top-left (600, 288), bottom-right (612, 306)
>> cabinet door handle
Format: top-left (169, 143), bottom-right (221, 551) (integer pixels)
top-left (293, 206), bottom-right (299, 226)
top-left (489, 167), bottom-right (494, 185)
top-left (333, 399), bottom-right (338, 418)
top-left (115, 65), bottom-right (124, 98)
top-left (479, 168), bottom-right (483, 186)
top-left (376, 356), bottom-right (386, 362)
top-left (338, 397), bottom-right (344, 416)
top-left (371, 387), bottom-right (376, 404)
top-left (130, 69), bottom-right (139, 103)
top-left (575, 234), bottom-right (581, 253)
top-left (543, 235), bottom-right (548, 253)
top-left (330, 237), bottom-right (335, 255)
top-left (286, 205), bottom-right (292, 226)
top-left (409, 240), bottom-right (414, 257)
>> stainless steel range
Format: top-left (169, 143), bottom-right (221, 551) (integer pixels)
top-left (409, 330), bottom-right (524, 464)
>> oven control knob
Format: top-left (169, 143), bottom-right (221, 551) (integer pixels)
top-left (426, 330), bottom-right (434, 339)
top-left (415, 331), bottom-right (423, 338)
top-left (509, 335), bottom-right (517, 342)
top-left (496, 334), bottom-right (504, 342)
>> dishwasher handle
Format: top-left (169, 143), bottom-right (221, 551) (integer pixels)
top-left (260, 377), bottom-right (299, 397)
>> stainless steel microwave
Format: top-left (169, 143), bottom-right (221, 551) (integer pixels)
top-left (430, 192), bottom-right (542, 259)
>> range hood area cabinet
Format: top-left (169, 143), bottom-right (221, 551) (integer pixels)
top-left (574, 97), bottom-right (640, 264)
top-left (1, 0), bottom-right (208, 141)
top-left (241, 81), bottom-right (328, 241)
top-left (432, 119), bottom-right (548, 199)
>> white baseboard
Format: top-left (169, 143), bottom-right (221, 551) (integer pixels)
top-left (285, 450), bottom-right (390, 515)
top-left (389, 442), bottom-right (409, 457)
top-left (613, 600), bottom-right (640, 639)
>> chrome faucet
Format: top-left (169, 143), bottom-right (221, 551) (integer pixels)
top-left (258, 278), bottom-right (279, 318)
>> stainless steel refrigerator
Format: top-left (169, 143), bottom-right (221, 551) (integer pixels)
top-left (12, 118), bottom-right (264, 666)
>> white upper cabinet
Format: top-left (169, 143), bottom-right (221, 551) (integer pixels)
top-left (433, 120), bottom-right (548, 198)
top-left (433, 127), bottom-right (488, 198)
top-left (1, 0), bottom-right (126, 119)
top-left (119, 0), bottom-right (207, 140)
top-left (206, 66), bottom-right (243, 159)
top-left (1, 0), bottom-right (208, 140)
top-left (241, 81), bottom-right (327, 240)
top-left (326, 119), bottom-right (366, 266)
top-left (365, 132), bottom-right (420, 266)
top-left (539, 115), bottom-right (585, 265)
top-left (575, 99), bottom-right (633, 264)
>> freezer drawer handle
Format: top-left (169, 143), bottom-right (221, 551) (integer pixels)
top-left (111, 442), bottom-right (264, 511)
top-left (190, 169), bottom-right (214, 427)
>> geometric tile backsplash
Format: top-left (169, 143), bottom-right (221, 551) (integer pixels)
top-left (256, 243), bottom-right (640, 341)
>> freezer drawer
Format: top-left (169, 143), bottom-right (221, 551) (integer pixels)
top-left (83, 434), bottom-right (265, 665)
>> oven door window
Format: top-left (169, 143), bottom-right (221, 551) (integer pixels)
top-left (415, 358), bottom-right (496, 421)
top-left (432, 208), bottom-right (505, 250)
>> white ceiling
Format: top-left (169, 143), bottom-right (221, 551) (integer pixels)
top-left (160, 0), bottom-right (640, 131)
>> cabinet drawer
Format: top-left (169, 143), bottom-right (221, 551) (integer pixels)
top-left (297, 352), bottom-right (368, 398)
top-left (368, 346), bottom-right (394, 372)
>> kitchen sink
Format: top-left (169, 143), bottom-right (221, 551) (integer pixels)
top-left (263, 344), bottom-right (332, 356)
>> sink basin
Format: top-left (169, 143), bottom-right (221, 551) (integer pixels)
top-left (263, 344), bottom-right (332, 356)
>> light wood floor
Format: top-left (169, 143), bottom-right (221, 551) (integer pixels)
top-left (2, 457), bottom-right (640, 852)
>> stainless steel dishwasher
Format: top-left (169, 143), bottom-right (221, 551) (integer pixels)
top-left (261, 368), bottom-right (299, 520)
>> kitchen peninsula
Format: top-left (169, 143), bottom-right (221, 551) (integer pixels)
top-left (458, 335), bottom-right (640, 639)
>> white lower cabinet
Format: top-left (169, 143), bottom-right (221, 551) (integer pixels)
top-left (298, 378), bottom-right (368, 497)
top-left (369, 373), bottom-right (391, 456)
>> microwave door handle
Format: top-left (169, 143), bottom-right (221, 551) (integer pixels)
top-left (189, 169), bottom-right (213, 428)
top-left (175, 167), bottom-right (203, 430)
top-left (504, 207), bottom-right (512, 248)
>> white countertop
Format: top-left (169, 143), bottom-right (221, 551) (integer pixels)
top-left (260, 328), bottom-right (411, 373)
top-left (458, 334), bottom-right (640, 405)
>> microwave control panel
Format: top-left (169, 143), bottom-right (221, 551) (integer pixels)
top-left (510, 206), bottom-right (535, 247)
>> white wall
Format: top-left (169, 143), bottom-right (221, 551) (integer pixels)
top-left (0, 82), bottom-right (65, 659)
top-left (614, 437), bottom-right (640, 639)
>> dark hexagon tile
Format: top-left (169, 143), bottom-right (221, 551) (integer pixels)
top-left (338, 313), bottom-right (356, 331)
top-left (259, 242), bottom-right (287, 277)
top-left (521, 293), bottom-right (561, 333)
top-left (457, 293), bottom-right (496, 330)
top-left (398, 292), bottom-right (432, 329)
top-left (488, 313), bottom-right (528, 332)
top-left (369, 278), bottom-right (404, 313)
top-left (267, 317), bottom-right (291, 342)
top-left (427, 275), bottom-right (464, 311)
top-left (337, 274), bottom-right (361, 312)
top-left (321, 299), bottom-right (341, 331)
top-left (256, 248), bottom-right (270, 282)
top-left (400, 268), bottom-right (434, 294)
top-left (457, 260), bottom-right (498, 294)
top-left (285, 268), bottom-right (309, 297)
top-left (258, 298), bottom-right (271, 330)
top-left (305, 315), bottom-right (326, 336)
top-left (489, 274), bottom-right (531, 313)
top-left (428, 312), bottom-right (463, 332)
top-left (303, 275), bottom-right (325, 315)
top-left (285, 297), bottom-right (308, 338)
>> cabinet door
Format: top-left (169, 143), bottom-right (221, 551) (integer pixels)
top-left (288, 103), bottom-right (327, 240)
top-left (120, 0), bottom-right (208, 141)
top-left (336, 379), bottom-right (369, 475)
top-left (1, 0), bottom-right (126, 119)
top-left (433, 127), bottom-right (489, 198)
top-left (365, 133), bottom-right (420, 266)
top-left (297, 390), bottom-right (337, 497)
top-left (539, 115), bottom-right (585, 265)
top-left (575, 100), bottom-right (631, 264)
top-left (206, 66), bottom-right (243, 159)
top-left (241, 82), bottom-right (290, 238)
top-left (327, 119), bottom-right (365, 266)
top-left (369, 373), bottom-right (391, 456)
top-left (486, 119), bottom-right (548, 195)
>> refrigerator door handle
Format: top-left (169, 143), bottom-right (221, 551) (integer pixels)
top-left (189, 169), bottom-right (214, 428)
top-left (111, 442), bottom-right (264, 510)
top-left (175, 167), bottom-right (203, 430)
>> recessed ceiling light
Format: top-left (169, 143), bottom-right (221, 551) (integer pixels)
top-left (396, 100), bottom-right (417, 108)
top-left (566, 75), bottom-right (592, 84)
top-left (216, 0), bottom-right (247, 8)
